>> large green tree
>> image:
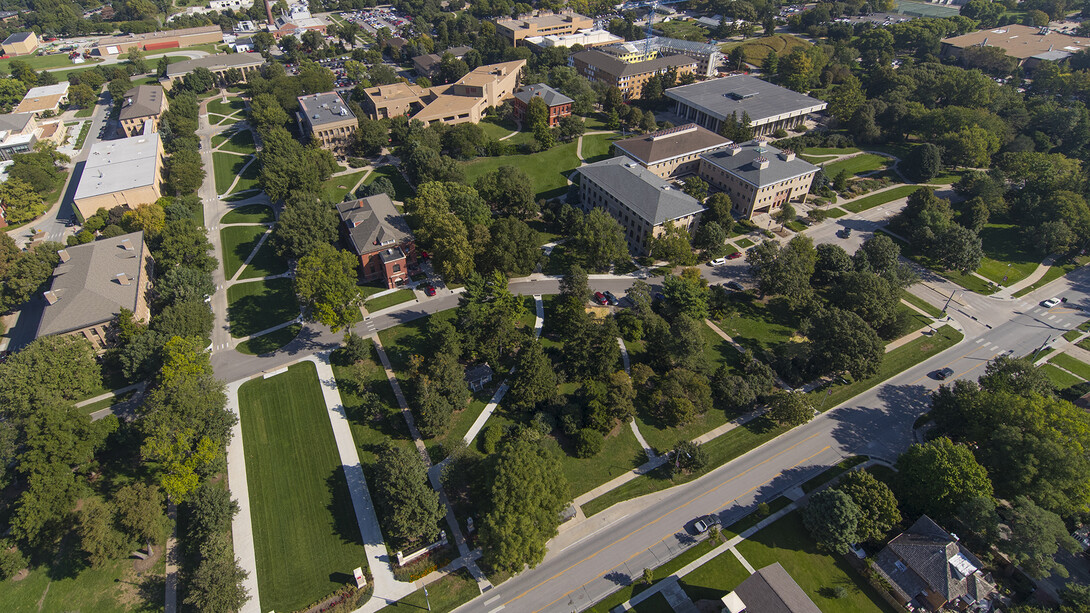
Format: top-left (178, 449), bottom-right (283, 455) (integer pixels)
top-left (372, 443), bottom-right (443, 547)
top-left (802, 488), bottom-right (860, 554)
top-left (836, 470), bottom-right (900, 543)
top-left (507, 340), bottom-right (557, 414)
top-left (895, 437), bottom-right (993, 520)
top-left (272, 193), bottom-right (338, 260)
top-left (294, 244), bottom-right (361, 332)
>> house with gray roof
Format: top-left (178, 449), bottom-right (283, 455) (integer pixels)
top-left (722, 563), bottom-right (821, 613)
top-left (511, 83), bottom-right (573, 127)
top-left (119, 85), bottom-right (167, 136)
top-left (35, 231), bottom-right (153, 351)
top-left (665, 74), bottom-right (827, 136)
top-left (698, 140), bottom-right (818, 219)
top-left (577, 156), bottom-right (705, 255)
top-left (873, 515), bottom-right (999, 612)
top-left (614, 123), bottom-right (731, 179)
top-left (336, 194), bottom-right (415, 288)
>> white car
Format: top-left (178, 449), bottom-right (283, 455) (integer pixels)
top-left (709, 258), bottom-right (727, 266)
top-left (1041, 297), bottom-right (1062, 308)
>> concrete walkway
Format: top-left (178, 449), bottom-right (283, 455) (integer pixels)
top-left (303, 353), bottom-right (417, 609)
top-left (618, 337), bottom-right (654, 459)
top-left (995, 256), bottom-right (1055, 298)
top-left (224, 378), bottom-right (262, 613)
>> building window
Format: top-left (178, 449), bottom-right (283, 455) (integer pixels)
top-left (393, 264), bottom-right (401, 272)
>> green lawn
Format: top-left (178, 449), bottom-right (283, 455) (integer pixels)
top-left (800, 456), bottom-right (867, 493)
top-left (479, 117), bottom-right (518, 139)
top-left (735, 237), bottom-right (755, 248)
top-left (885, 303), bottom-right (932, 341)
top-left (222, 203), bottom-right (274, 224)
top-left (364, 288), bottom-right (416, 312)
top-left (719, 33), bottom-right (810, 65)
top-left (716, 296), bottom-right (797, 356)
top-left (363, 165), bottom-right (414, 201)
top-left (841, 186), bottom-right (919, 213)
top-left (216, 128), bottom-right (257, 155)
top-left (229, 156), bottom-right (261, 194)
top-left (461, 140), bottom-right (579, 200)
top-left (0, 552), bottom-right (162, 612)
top-left (237, 238), bottom-right (288, 280)
top-left (220, 225), bottom-right (267, 279)
top-left (803, 146), bottom-right (861, 157)
top-left (723, 496), bottom-right (792, 539)
top-left (656, 19), bottom-right (709, 41)
top-left (207, 97), bottom-right (246, 117)
top-left (559, 426), bottom-right (646, 498)
top-left (901, 290), bottom-right (944, 318)
top-left (73, 120), bottom-right (91, 149)
top-left (1063, 329), bottom-right (1083, 342)
top-left (974, 223), bottom-right (1040, 286)
top-left (322, 171), bottom-right (368, 202)
top-left (737, 512), bottom-right (898, 613)
top-left (877, 231), bottom-right (998, 295)
top-left (377, 310), bottom-right (458, 375)
top-left (237, 323), bottom-right (302, 355)
top-left (679, 548), bottom-right (751, 603)
top-left (377, 569), bottom-right (478, 612)
top-left (581, 132), bottom-right (621, 163)
top-left (1013, 261), bottom-right (1080, 298)
top-left (587, 538), bottom-right (722, 613)
top-left (823, 155), bottom-right (890, 178)
top-left (78, 391), bottom-right (135, 416)
top-left (632, 592), bottom-right (673, 613)
top-left (1048, 353), bottom-right (1090, 381)
top-left (213, 152), bottom-right (251, 194)
top-left (825, 207), bottom-right (849, 218)
top-left (0, 53), bottom-right (100, 72)
top-left (226, 278), bottom-right (299, 338)
top-left (239, 362), bottom-right (371, 613)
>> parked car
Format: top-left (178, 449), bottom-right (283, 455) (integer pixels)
top-left (725, 281), bottom-right (744, 291)
top-left (838, 227), bottom-right (852, 238)
top-left (708, 257), bottom-right (727, 266)
top-left (933, 367), bottom-right (955, 380)
top-left (423, 285), bottom-right (436, 296)
top-left (693, 514), bottom-right (721, 534)
top-left (1041, 297), bottom-right (1062, 308)
top-left (593, 291), bottom-right (608, 305)
top-left (603, 290), bottom-right (618, 305)
top-left (727, 251), bottom-right (743, 259)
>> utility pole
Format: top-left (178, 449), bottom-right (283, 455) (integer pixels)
top-left (424, 585), bottom-right (431, 611)
top-left (1031, 335), bottom-right (1052, 362)
top-left (942, 289), bottom-right (957, 316)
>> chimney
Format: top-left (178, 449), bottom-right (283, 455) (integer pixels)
top-left (120, 238), bottom-right (134, 252)
top-left (755, 156), bottom-right (770, 169)
top-left (726, 143), bottom-right (741, 156)
top-left (57, 248), bottom-right (70, 263)
top-left (116, 273), bottom-right (131, 286)
top-left (43, 290), bottom-right (58, 305)
top-left (264, 0), bottom-right (274, 25)
top-left (780, 150), bottom-right (796, 162)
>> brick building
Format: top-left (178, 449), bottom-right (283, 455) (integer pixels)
top-left (297, 91), bottom-right (357, 155)
top-left (512, 83), bottom-right (572, 127)
top-left (337, 195), bottom-right (415, 288)
top-left (613, 123), bottom-right (731, 179)
top-left (572, 50), bottom-right (696, 100)
top-left (697, 141), bottom-right (817, 219)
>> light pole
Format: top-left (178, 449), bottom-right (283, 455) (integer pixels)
top-left (1031, 335), bottom-right (1052, 362)
top-left (424, 585), bottom-right (431, 611)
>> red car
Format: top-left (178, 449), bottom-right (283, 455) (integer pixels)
top-left (423, 285), bottom-right (436, 296)
top-left (727, 251), bottom-right (743, 259)
top-left (593, 291), bottom-right (608, 305)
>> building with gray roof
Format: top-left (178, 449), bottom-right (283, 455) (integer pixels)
top-left (336, 194), bottom-right (415, 288)
top-left (298, 91), bottom-right (356, 155)
top-left (698, 140), bottom-right (818, 219)
top-left (722, 563), bottom-right (821, 613)
top-left (614, 123), bottom-right (731, 179)
top-left (35, 231), bottom-right (153, 351)
top-left (512, 83), bottom-right (573, 127)
top-left (73, 132), bottom-right (164, 220)
top-left (577, 156), bottom-right (705, 255)
top-left (665, 74), bottom-right (827, 136)
top-left (119, 85), bottom-right (167, 136)
top-left (572, 49), bottom-right (698, 100)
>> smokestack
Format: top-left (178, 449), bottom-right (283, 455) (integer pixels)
top-left (265, 0), bottom-right (274, 26)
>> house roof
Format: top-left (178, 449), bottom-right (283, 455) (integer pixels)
top-left (336, 194), bottom-right (412, 256)
top-left (614, 123), bottom-right (730, 166)
top-left (665, 75), bottom-right (827, 125)
top-left (14, 81), bottom-right (69, 114)
top-left (445, 45), bottom-right (472, 58)
top-left (574, 49), bottom-right (697, 78)
top-left (413, 53), bottom-right (441, 72)
top-left (578, 156), bottom-right (705, 226)
top-left (2, 31), bottom-right (33, 44)
top-left (513, 83), bottom-right (573, 107)
top-left (465, 363), bottom-right (493, 382)
top-left (298, 91), bottom-right (355, 126)
top-left (36, 231), bottom-right (148, 337)
top-left (0, 112), bottom-right (34, 134)
top-left (729, 563), bottom-right (822, 613)
top-left (700, 140), bottom-right (817, 188)
top-left (165, 53), bottom-right (265, 77)
top-left (942, 24), bottom-right (1090, 60)
top-left (74, 133), bottom-right (160, 200)
top-left (119, 85), bottom-right (165, 121)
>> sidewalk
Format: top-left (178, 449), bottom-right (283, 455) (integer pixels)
top-left (994, 256), bottom-right (1054, 298)
top-left (224, 378), bottom-right (262, 613)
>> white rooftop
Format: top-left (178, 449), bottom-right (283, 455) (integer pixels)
top-left (22, 81), bottom-right (70, 99)
top-left (74, 134), bottom-right (160, 201)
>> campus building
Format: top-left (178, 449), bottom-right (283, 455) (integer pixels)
top-left (35, 231), bottom-right (154, 352)
top-left (0, 112), bottom-right (64, 161)
top-left (495, 10), bottom-right (593, 46)
top-left (940, 24), bottom-right (1090, 66)
top-left (93, 25), bottom-right (223, 55)
top-left (511, 83), bottom-right (572, 127)
top-left (13, 82), bottom-right (69, 116)
top-left (73, 132), bottom-right (165, 220)
top-left (665, 75), bottom-right (828, 136)
top-left (161, 53), bottom-right (266, 89)
top-left (697, 140), bottom-right (817, 219)
top-left (572, 50), bottom-right (697, 100)
top-left (119, 85), bottom-right (167, 136)
top-left (362, 59), bottom-right (525, 126)
top-left (613, 123), bottom-right (731, 179)
top-left (297, 91), bottom-right (356, 155)
top-left (524, 28), bottom-right (622, 49)
top-left (336, 194), bottom-right (415, 288)
top-left (1, 31), bottom-right (38, 56)
top-left (578, 156), bottom-right (705, 255)
top-left (598, 37), bottom-right (723, 78)
top-left (271, 3), bottom-right (327, 38)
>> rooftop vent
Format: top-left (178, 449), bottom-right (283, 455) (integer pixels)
top-left (116, 273), bottom-right (131, 286)
top-left (57, 248), bottom-right (70, 263)
top-left (726, 143), bottom-right (741, 156)
top-left (43, 290), bottom-right (58, 305)
top-left (120, 238), bottom-right (134, 252)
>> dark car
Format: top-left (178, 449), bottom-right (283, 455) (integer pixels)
top-left (603, 291), bottom-right (618, 305)
top-left (593, 291), bottom-right (608, 305)
top-left (933, 367), bottom-right (955, 380)
top-left (725, 281), bottom-right (744, 291)
top-left (693, 514), bottom-right (721, 534)
top-left (727, 251), bottom-right (742, 259)
top-left (838, 227), bottom-right (852, 238)
top-left (423, 285), bottom-right (436, 296)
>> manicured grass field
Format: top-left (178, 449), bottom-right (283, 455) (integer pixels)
top-left (362, 165), bottom-right (414, 201)
top-left (0, 552), bottom-right (162, 612)
top-left (722, 495), bottom-right (792, 539)
top-left (841, 185), bottom-right (919, 213)
top-left (213, 152), bottom-right (250, 194)
top-left (825, 207), bottom-right (849, 218)
top-left (679, 547), bottom-right (750, 602)
top-left (656, 19), bottom-right (709, 40)
top-left (479, 117), bottom-right (518, 139)
top-left (974, 223), bottom-right (1039, 286)
top-left (716, 296), bottom-right (797, 356)
top-left (735, 237), bottom-right (755, 248)
top-left (1048, 353), bottom-right (1090, 381)
top-left (220, 225), bottom-right (267, 279)
top-left (0, 53), bottom-right (100, 72)
top-left (558, 425), bottom-right (646, 497)
top-left (216, 128), bottom-right (257, 155)
top-left (236, 323), bottom-right (301, 355)
top-left (803, 146), bottom-right (861, 157)
top-left (877, 230), bottom-right (998, 295)
top-left (736, 512), bottom-right (898, 613)
top-left (581, 132), bottom-right (621, 163)
top-left (461, 140), bottom-right (580, 200)
top-left (230, 156), bottom-right (261, 194)
top-left (823, 154), bottom-right (891, 178)
top-left (239, 362), bottom-right (371, 612)
top-left (237, 238), bottom-right (288, 280)
top-left (886, 303), bottom-right (932, 341)
top-left (226, 277), bottom-right (298, 337)
top-left (206, 97), bottom-right (246, 117)
top-left (901, 290), bottom-right (944, 318)
top-left (321, 170), bottom-right (368, 202)
top-left (1013, 259), bottom-right (1084, 298)
top-left (587, 538), bottom-right (721, 613)
top-left (377, 310), bottom-right (458, 375)
top-left (720, 33), bottom-right (810, 65)
top-left (222, 203), bottom-right (274, 224)
top-left (377, 568), bottom-right (478, 612)
top-left (364, 288), bottom-right (416, 312)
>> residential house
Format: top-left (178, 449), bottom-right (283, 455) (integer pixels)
top-left (465, 364), bottom-right (493, 391)
top-left (698, 140), bottom-right (817, 219)
top-left (512, 83), bottom-right (572, 127)
top-left (336, 194), bottom-right (415, 288)
top-left (613, 123), bottom-right (731, 179)
top-left (722, 563), bottom-right (822, 613)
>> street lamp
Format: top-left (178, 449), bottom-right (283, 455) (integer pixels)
top-left (424, 586), bottom-right (431, 611)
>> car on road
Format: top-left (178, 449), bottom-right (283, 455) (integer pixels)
top-left (708, 257), bottom-right (727, 266)
top-left (603, 290), bottom-right (618, 305)
top-left (423, 285), bottom-right (436, 296)
top-left (1041, 297), bottom-right (1062, 308)
top-left (838, 227), bottom-right (852, 238)
top-left (727, 251), bottom-right (743, 259)
top-left (933, 367), bottom-right (955, 380)
top-left (593, 292), bottom-right (608, 305)
top-left (693, 514), bottom-right (721, 534)
top-left (725, 281), bottom-right (744, 291)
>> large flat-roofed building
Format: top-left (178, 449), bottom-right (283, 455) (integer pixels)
top-left (666, 75), bottom-right (827, 136)
top-left (35, 231), bottom-right (154, 351)
top-left (572, 50), bottom-right (697, 100)
top-left (614, 123), bottom-right (731, 179)
top-left (14, 82), bottom-right (69, 116)
top-left (698, 140), bottom-right (817, 219)
top-left (119, 85), bottom-right (167, 136)
top-left (578, 156), bottom-right (705, 255)
top-left (336, 194), bottom-right (415, 288)
top-left (73, 133), bottom-right (164, 220)
top-left (941, 24), bottom-right (1090, 65)
top-left (512, 83), bottom-right (572, 127)
top-left (598, 37), bottom-right (723, 78)
top-left (297, 91), bottom-right (356, 155)
top-left (161, 53), bottom-right (265, 89)
top-left (94, 25), bottom-right (223, 55)
top-left (2, 31), bottom-right (38, 56)
top-left (495, 10), bottom-right (593, 46)
top-left (525, 28), bottom-right (623, 49)
top-left (362, 59), bottom-right (525, 126)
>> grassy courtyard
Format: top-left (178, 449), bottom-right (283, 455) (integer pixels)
top-left (363, 165), bottom-right (415, 201)
top-left (237, 239), bottom-right (288, 280)
top-left (222, 203), bottom-right (274, 224)
top-left (581, 133), bottom-right (622, 163)
top-left (213, 152), bottom-right (252, 194)
top-left (720, 34), bottom-right (810, 65)
top-left (215, 128), bottom-right (257, 155)
top-left (841, 186), bottom-right (919, 213)
top-left (221, 225), bottom-right (267, 279)
top-left (679, 547), bottom-right (751, 603)
top-left (322, 170), bottom-right (368, 202)
top-left (364, 288), bottom-right (416, 312)
top-left (823, 154), bottom-right (891, 178)
top-left (226, 277), bottom-right (298, 338)
top-left (239, 362), bottom-right (371, 612)
top-left (974, 223), bottom-right (1040, 286)
top-left (237, 323), bottom-right (302, 355)
top-left (461, 141), bottom-right (580, 200)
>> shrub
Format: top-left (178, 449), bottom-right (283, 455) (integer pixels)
top-left (0, 541), bottom-right (26, 579)
top-left (343, 332), bottom-right (371, 363)
top-left (480, 423), bottom-right (504, 454)
top-left (643, 567), bottom-right (654, 585)
top-left (573, 427), bottom-right (604, 458)
top-left (757, 501), bottom-right (771, 516)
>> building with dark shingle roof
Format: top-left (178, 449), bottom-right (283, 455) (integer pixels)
top-left (665, 74), bottom-right (827, 136)
top-left (572, 49), bottom-right (697, 100)
top-left (511, 83), bottom-right (573, 127)
top-left (119, 85), bottom-right (167, 136)
top-left (336, 194), bottom-right (415, 288)
top-left (577, 156), bottom-right (704, 255)
top-left (162, 53), bottom-right (266, 89)
top-left (35, 231), bottom-right (154, 351)
top-left (2, 31), bottom-right (37, 55)
top-left (722, 563), bottom-right (821, 613)
top-left (698, 140), bottom-right (817, 219)
top-left (614, 123), bottom-right (731, 179)
top-left (873, 516), bottom-right (999, 612)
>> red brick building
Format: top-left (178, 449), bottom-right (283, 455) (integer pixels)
top-left (511, 83), bottom-right (573, 127)
top-left (336, 195), bottom-right (415, 288)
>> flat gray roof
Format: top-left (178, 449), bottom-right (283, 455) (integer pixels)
top-left (700, 140), bottom-right (818, 188)
top-left (298, 91), bottom-right (355, 126)
top-left (74, 134), bottom-right (160, 200)
top-left (665, 75), bottom-right (827, 125)
top-left (0, 112), bottom-right (34, 134)
top-left (165, 53), bottom-right (265, 77)
top-left (579, 156), bottom-right (704, 225)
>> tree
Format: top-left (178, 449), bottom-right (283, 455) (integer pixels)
top-left (507, 340), bottom-right (557, 414)
top-left (904, 143), bottom-right (942, 183)
top-left (157, 266), bottom-right (214, 305)
top-left (525, 95), bottom-right (548, 132)
top-left (115, 483), bottom-right (168, 555)
top-left (895, 437), bottom-right (993, 520)
top-left (804, 308), bottom-right (884, 379)
top-left (826, 75), bottom-right (865, 123)
top-left (156, 220), bottom-right (217, 272)
top-left (941, 126), bottom-right (999, 168)
top-left (142, 427), bottom-right (222, 502)
top-left (184, 534), bottom-right (250, 613)
top-left (667, 439), bottom-right (708, 476)
top-left (852, 234), bottom-right (902, 278)
top-left (832, 271), bottom-right (900, 334)
top-left (294, 244), bottom-right (361, 332)
top-left (0, 177), bottom-right (44, 225)
top-left (802, 489), bottom-right (861, 554)
top-left (121, 202), bottom-right (166, 238)
top-left (77, 498), bottom-right (127, 568)
top-left (372, 443), bottom-right (443, 547)
top-left (836, 471), bottom-right (900, 542)
top-left (746, 236), bottom-right (817, 307)
top-left (573, 428), bottom-right (604, 458)
top-left (662, 271), bottom-right (709, 321)
top-left (480, 438), bottom-right (570, 574)
top-left (0, 335), bottom-right (99, 420)
top-left (682, 176), bottom-right (707, 202)
top-left (650, 222), bottom-right (696, 266)
top-left (693, 221), bottom-right (728, 257)
top-left (569, 208), bottom-right (629, 272)
top-left (0, 78), bottom-right (27, 113)
top-left (556, 115), bottom-right (585, 142)
top-left (481, 216), bottom-right (539, 276)
top-left (767, 392), bottom-right (813, 427)
top-left (152, 300), bottom-right (214, 341)
top-left (934, 223), bottom-right (983, 274)
top-left (413, 353), bottom-right (470, 437)
top-left (475, 166), bottom-right (537, 219)
top-left (67, 83), bottom-right (96, 109)
top-left (978, 355), bottom-right (1055, 397)
top-left (273, 194), bottom-right (338, 259)
top-left (1005, 496), bottom-right (1081, 578)
top-left (814, 243), bottom-right (853, 285)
